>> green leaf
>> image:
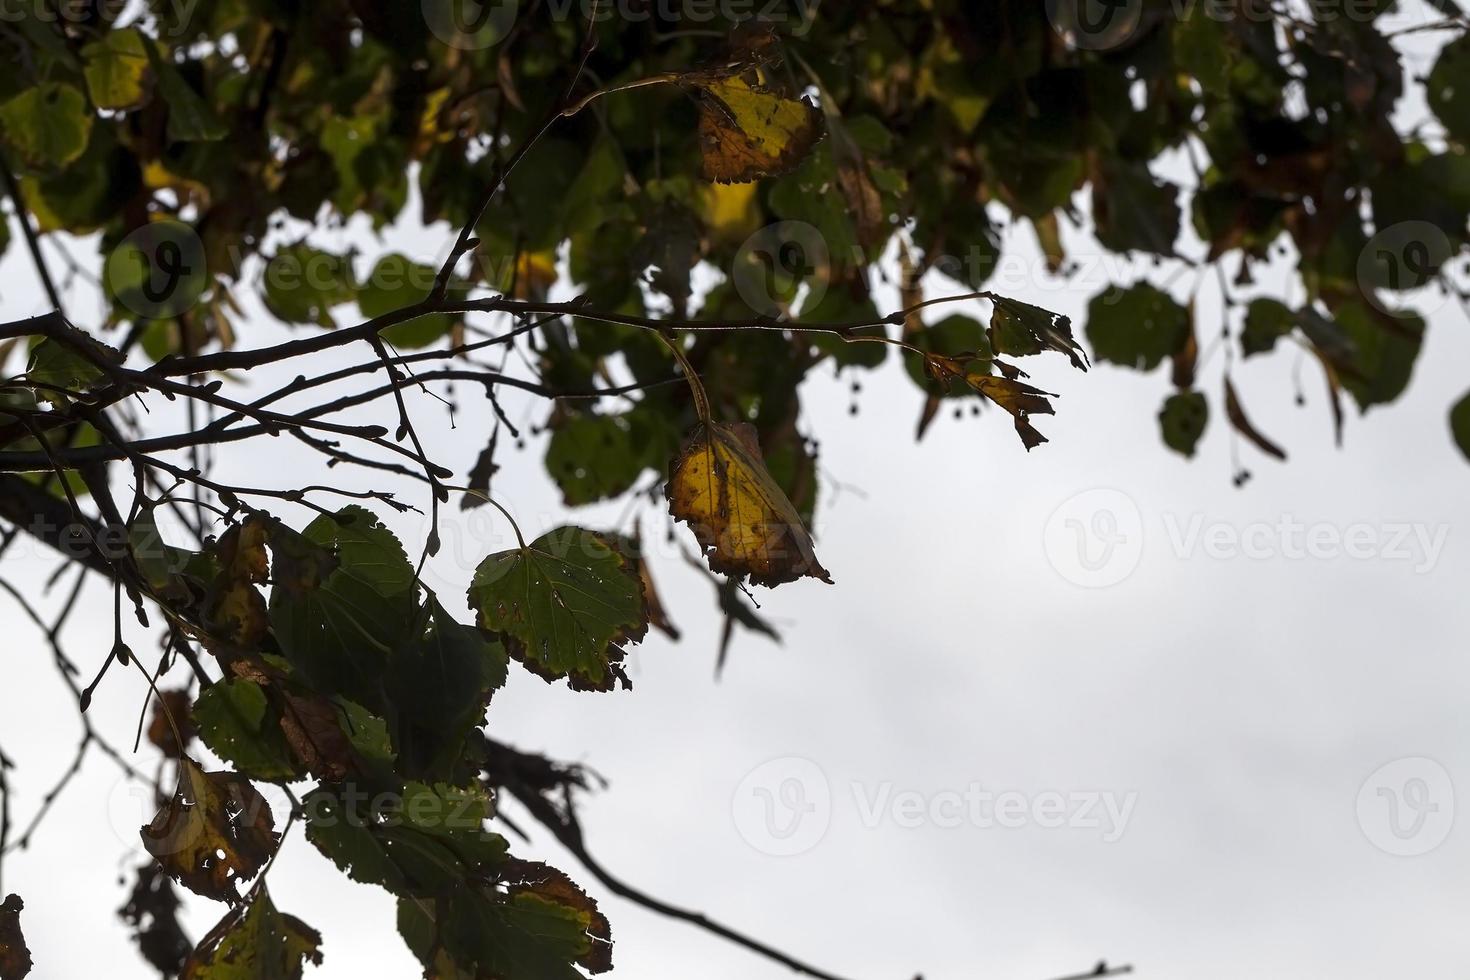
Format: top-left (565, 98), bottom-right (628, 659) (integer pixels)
top-left (544, 414), bottom-right (647, 507)
top-left (83, 28), bottom-right (153, 111)
top-left (182, 885), bottom-right (322, 978)
top-left (0, 83), bottom-right (93, 168)
top-left (397, 860), bottom-right (612, 980)
top-left (1086, 284), bottom-right (1190, 371)
top-left (357, 254), bottom-right (455, 348)
top-left (193, 680), bottom-right (301, 782)
top-left (1092, 162), bottom-right (1180, 256)
top-left (262, 245), bottom-right (355, 328)
top-left (1333, 302), bottom-right (1424, 411)
top-left (1452, 390), bottom-right (1470, 462)
top-left (1429, 33), bottom-right (1470, 145)
top-left (25, 338), bottom-right (107, 398)
top-left (386, 596), bottom-right (508, 781)
top-left (988, 295), bottom-right (1089, 370)
top-left (305, 781), bottom-right (505, 896)
top-left (1241, 298), bottom-right (1295, 357)
top-left (467, 527), bottom-right (647, 691)
top-left (144, 39), bottom-right (227, 142)
top-left (268, 507), bottom-right (418, 704)
top-left (1159, 391), bottom-right (1209, 458)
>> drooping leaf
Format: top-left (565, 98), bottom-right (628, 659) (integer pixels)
top-left (0, 84), bottom-right (92, 168)
top-left (988, 295), bottom-right (1089, 371)
top-left (1159, 391), bottom-right (1209, 458)
top-left (181, 885), bottom-right (322, 979)
top-left (0, 895), bottom-right (31, 980)
top-left (467, 527), bottom-right (647, 691)
top-left (1086, 284), bottom-right (1191, 371)
top-left (684, 73), bottom-right (823, 184)
top-left (668, 421), bottom-right (833, 588)
top-left (118, 863), bottom-right (192, 977)
top-left (1224, 377), bottom-right (1287, 462)
top-left (140, 758), bottom-right (278, 903)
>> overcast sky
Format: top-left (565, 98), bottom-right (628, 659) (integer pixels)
top-left (2, 15), bottom-right (1469, 980)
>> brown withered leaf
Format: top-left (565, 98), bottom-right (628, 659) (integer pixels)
top-left (668, 421), bottom-right (832, 588)
top-left (118, 863), bottom-right (192, 976)
top-left (684, 72), bottom-right (823, 184)
top-left (277, 690), bottom-right (353, 783)
top-left (204, 518), bottom-right (271, 653)
top-left (147, 689), bottom-right (197, 757)
top-left (141, 758), bottom-right (277, 903)
top-left (1224, 376), bottom-right (1288, 461)
top-left (922, 354), bottom-right (1058, 451)
top-left (0, 895), bottom-right (31, 980)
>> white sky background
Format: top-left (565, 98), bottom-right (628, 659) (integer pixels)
top-left (2, 9), bottom-right (1470, 979)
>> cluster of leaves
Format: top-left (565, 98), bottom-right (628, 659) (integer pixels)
top-left (1, 1), bottom-right (1469, 977)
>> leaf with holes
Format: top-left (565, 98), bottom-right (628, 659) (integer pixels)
top-left (468, 527), bottom-right (647, 691)
top-left (668, 422), bottom-right (832, 587)
top-left (140, 758), bottom-right (277, 903)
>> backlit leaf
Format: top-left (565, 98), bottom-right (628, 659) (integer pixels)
top-left (685, 73), bottom-right (823, 184)
top-left (181, 886), bottom-right (322, 979)
top-left (668, 421), bottom-right (832, 587)
top-left (0, 84), bottom-right (92, 168)
top-left (468, 527), bottom-right (647, 690)
top-left (1160, 391), bottom-right (1209, 458)
top-left (1086, 284), bottom-right (1190, 371)
top-left (83, 28), bottom-right (153, 111)
top-left (140, 758), bottom-right (278, 903)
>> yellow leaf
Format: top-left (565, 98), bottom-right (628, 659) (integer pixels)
top-left (668, 421), bottom-right (832, 587)
top-left (140, 758), bottom-right (278, 903)
top-left (700, 181), bottom-right (761, 242)
top-left (686, 74), bottom-right (823, 185)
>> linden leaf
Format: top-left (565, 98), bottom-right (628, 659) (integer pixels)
top-left (988, 295), bottom-right (1090, 371)
top-left (467, 527), bottom-right (647, 691)
top-left (684, 73), bottom-right (823, 184)
top-left (141, 758), bottom-right (278, 903)
top-left (181, 886), bottom-right (322, 979)
top-left (968, 372), bottom-right (1057, 452)
top-left (82, 28), bottom-right (153, 111)
top-left (397, 860), bottom-right (612, 979)
top-left (667, 421), bottom-right (832, 587)
top-left (0, 83), bottom-right (93, 169)
top-left (1160, 391), bottom-right (1209, 458)
top-left (193, 680), bottom-right (301, 783)
top-left (0, 895), bottom-right (32, 980)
